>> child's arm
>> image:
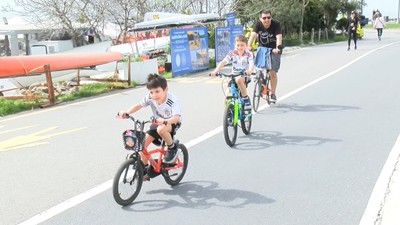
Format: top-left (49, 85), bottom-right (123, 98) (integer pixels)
top-left (118, 103), bottom-right (142, 117)
top-left (154, 114), bottom-right (181, 125)
top-left (126, 103), bottom-right (142, 114)
top-left (210, 60), bottom-right (227, 76)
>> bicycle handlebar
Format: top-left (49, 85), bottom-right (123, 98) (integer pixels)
top-left (116, 113), bottom-right (152, 124)
top-left (214, 71), bottom-right (256, 78)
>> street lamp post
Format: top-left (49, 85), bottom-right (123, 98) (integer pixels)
top-left (398, 0), bottom-right (400, 23)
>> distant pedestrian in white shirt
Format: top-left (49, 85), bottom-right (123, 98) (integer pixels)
top-left (373, 13), bottom-right (385, 41)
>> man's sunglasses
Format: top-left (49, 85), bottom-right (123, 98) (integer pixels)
top-left (262, 16), bottom-right (271, 20)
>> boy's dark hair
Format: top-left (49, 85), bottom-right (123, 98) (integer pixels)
top-left (146, 73), bottom-right (167, 90)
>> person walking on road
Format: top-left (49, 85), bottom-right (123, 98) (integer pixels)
top-left (373, 12), bottom-right (385, 41)
top-left (247, 9), bottom-right (283, 104)
top-left (347, 11), bottom-right (359, 51)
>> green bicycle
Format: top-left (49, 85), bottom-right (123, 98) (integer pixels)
top-left (218, 71), bottom-right (252, 147)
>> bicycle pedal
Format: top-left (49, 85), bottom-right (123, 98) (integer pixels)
top-left (143, 175), bottom-right (150, 181)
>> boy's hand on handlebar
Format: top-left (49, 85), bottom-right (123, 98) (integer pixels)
top-left (117, 111), bottom-right (129, 118)
top-left (209, 71), bottom-right (217, 76)
top-left (151, 117), bottom-right (168, 125)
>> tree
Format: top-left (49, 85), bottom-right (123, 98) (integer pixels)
top-left (299, 0), bottom-right (310, 44)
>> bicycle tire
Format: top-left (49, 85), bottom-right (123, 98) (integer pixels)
top-left (223, 103), bottom-right (238, 147)
top-left (112, 158), bottom-right (144, 206)
top-left (162, 144), bottom-right (189, 186)
top-left (265, 72), bottom-right (271, 105)
top-left (252, 72), bottom-right (262, 112)
top-left (240, 107), bottom-right (252, 135)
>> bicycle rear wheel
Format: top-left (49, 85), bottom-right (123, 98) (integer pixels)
top-left (223, 103), bottom-right (238, 147)
top-left (112, 158), bottom-right (144, 206)
top-left (162, 143), bottom-right (189, 186)
top-left (265, 73), bottom-right (271, 105)
top-left (252, 72), bottom-right (262, 112)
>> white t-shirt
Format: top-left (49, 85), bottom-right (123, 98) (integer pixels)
top-left (223, 49), bottom-right (254, 74)
top-left (139, 92), bottom-right (181, 121)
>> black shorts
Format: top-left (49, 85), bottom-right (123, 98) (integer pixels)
top-left (146, 123), bottom-right (181, 145)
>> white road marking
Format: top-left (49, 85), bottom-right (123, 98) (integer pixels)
top-left (18, 41), bottom-right (400, 225)
top-left (18, 180), bottom-right (113, 225)
top-left (359, 134), bottom-right (400, 225)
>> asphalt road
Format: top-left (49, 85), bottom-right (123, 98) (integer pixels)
top-left (1, 29), bottom-right (400, 225)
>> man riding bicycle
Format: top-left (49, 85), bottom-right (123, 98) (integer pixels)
top-left (247, 9), bottom-right (283, 104)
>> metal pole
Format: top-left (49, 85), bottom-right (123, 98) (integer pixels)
top-left (398, 0), bottom-right (400, 23)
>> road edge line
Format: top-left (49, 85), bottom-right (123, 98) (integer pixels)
top-left (359, 134), bottom-right (400, 225)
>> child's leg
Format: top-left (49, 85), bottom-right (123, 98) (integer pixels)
top-left (157, 124), bottom-right (173, 146)
top-left (140, 133), bottom-right (155, 165)
top-left (235, 76), bottom-right (248, 97)
top-left (157, 124), bottom-right (179, 163)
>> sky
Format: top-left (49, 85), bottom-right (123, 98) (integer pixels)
top-left (1, 0), bottom-right (399, 21)
top-left (364, 0), bottom-right (399, 18)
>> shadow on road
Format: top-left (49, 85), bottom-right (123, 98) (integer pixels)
top-left (257, 103), bottom-right (360, 115)
top-left (122, 180), bottom-right (274, 211)
top-left (232, 130), bottom-right (341, 151)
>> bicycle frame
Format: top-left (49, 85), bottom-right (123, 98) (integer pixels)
top-left (113, 115), bottom-right (189, 206)
top-left (123, 116), bottom-right (182, 173)
top-left (224, 74), bottom-right (245, 125)
top-left (141, 145), bottom-right (183, 173)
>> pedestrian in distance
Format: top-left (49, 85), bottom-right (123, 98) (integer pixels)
top-left (210, 34), bottom-right (255, 110)
top-left (247, 8), bottom-right (283, 103)
top-left (346, 11), bottom-right (359, 51)
top-left (373, 12), bottom-right (386, 41)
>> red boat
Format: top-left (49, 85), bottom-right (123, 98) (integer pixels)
top-left (0, 52), bottom-right (123, 77)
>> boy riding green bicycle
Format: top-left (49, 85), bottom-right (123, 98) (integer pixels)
top-left (210, 35), bottom-right (255, 110)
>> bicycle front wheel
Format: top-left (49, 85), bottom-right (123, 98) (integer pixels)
top-left (162, 143), bottom-right (189, 186)
top-left (112, 158), bottom-right (144, 206)
top-left (252, 72), bottom-right (262, 112)
top-left (223, 103), bottom-right (238, 147)
top-left (240, 108), bottom-right (252, 135)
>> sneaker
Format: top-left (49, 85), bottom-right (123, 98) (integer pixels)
top-left (242, 96), bottom-right (251, 110)
top-left (143, 165), bottom-right (150, 181)
top-left (163, 142), bottom-right (179, 163)
top-left (270, 94), bottom-right (277, 104)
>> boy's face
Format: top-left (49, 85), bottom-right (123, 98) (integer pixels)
top-left (149, 87), bottom-right (167, 103)
top-left (235, 41), bottom-right (247, 54)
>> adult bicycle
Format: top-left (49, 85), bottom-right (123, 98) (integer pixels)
top-left (252, 45), bottom-right (284, 112)
top-left (217, 71), bottom-right (252, 147)
top-left (112, 115), bottom-right (189, 206)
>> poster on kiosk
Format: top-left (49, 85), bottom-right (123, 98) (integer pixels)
top-left (170, 27), bottom-right (209, 76)
top-left (214, 25), bottom-right (243, 64)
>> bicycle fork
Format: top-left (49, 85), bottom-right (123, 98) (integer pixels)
top-left (226, 97), bottom-right (239, 125)
top-left (234, 100), bottom-right (239, 125)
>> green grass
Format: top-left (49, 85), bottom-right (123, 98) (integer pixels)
top-left (0, 98), bottom-right (44, 116)
top-left (1, 82), bottom-right (130, 116)
top-left (58, 82), bottom-right (129, 102)
top-left (162, 71), bottom-right (172, 79)
top-left (364, 21), bottom-right (400, 29)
